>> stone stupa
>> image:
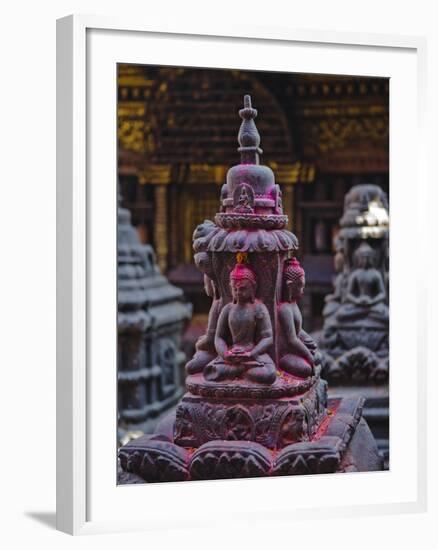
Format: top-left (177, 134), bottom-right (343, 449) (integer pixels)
top-left (118, 96), bottom-right (382, 483)
top-left (317, 183), bottom-right (390, 465)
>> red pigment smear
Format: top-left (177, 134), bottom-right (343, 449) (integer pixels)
top-left (312, 399), bottom-right (341, 441)
top-left (230, 263), bottom-right (256, 283)
top-left (276, 369), bottom-right (310, 383)
top-left (267, 448), bottom-right (280, 475)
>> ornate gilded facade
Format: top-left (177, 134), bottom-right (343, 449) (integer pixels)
top-left (117, 65), bottom-right (388, 332)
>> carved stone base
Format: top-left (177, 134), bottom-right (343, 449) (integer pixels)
top-left (320, 325), bottom-right (388, 385)
top-left (174, 377), bottom-right (327, 450)
top-left (322, 347), bottom-right (388, 385)
top-left (118, 396), bottom-right (382, 482)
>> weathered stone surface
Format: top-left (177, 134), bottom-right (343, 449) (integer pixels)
top-left (119, 434), bottom-right (190, 482)
top-left (174, 378), bottom-right (327, 450)
top-left (174, 381), bottom-right (326, 449)
top-left (272, 437), bottom-right (342, 476)
top-left (338, 418), bottom-right (383, 472)
top-left (328, 385), bottom-right (389, 469)
top-left (190, 440), bottom-right (272, 480)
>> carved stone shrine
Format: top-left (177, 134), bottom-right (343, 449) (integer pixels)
top-left (317, 184), bottom-right (389, 464)
top-left (118, 97), bottom-right (382, 483)
top-left (118, 195), bottom-right (192, 437)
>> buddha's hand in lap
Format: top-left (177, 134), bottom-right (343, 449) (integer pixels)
top-left (225, 347), bottom-right (252, 363)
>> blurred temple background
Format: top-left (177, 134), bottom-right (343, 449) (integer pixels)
top-left (117, 64), bottom-right (389, 435)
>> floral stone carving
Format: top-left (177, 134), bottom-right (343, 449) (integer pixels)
top-left (118, 96), bottom-right (382, 482)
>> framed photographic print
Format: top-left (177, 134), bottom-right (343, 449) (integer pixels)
top-left (57, 15), bottom-right (427, 535)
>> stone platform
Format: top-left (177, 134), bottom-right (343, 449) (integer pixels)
top-left (328, 384), bottom-right (389, 469)
top-left (118, 395), bottom-right (382, 482)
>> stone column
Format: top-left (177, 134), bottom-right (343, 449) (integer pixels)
top-left (154, 184), bottom-right (168, 273)
top-left (281, 183), bottom-right (294, 229)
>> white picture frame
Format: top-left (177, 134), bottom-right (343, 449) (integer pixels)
top-left (56, 15), bottom-right (428, 535)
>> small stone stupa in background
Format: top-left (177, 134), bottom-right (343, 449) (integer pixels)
top-left (118, 96), bottom-right (382, 483)
top-left (118, 190), bottom-right (192, 439)
top-left (317, 184), bottom-right (389, 463)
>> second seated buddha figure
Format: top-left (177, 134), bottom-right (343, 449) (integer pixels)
top-left (278, 258), bottom-right (318, 378)
top-left (322, 238), bottom-right (345, 320)
top-left (185, 274), bottom-right (222, 375)
top-left (335, 241), bottom-right (388, 326)
top-left (203, 262), bottom-right (277, 385)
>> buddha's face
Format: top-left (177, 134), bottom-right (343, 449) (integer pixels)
top-left (356, 250), bottom-right (374, 269)
top-left (231, 278), bottom-right (255, 304)
top-left (287, 275), bottom-right (305, 301)
top-left (334, 251), bottom-right (344, 272)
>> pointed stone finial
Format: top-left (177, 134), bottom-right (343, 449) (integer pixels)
top-left (238, 95), bottom-right (263, 164)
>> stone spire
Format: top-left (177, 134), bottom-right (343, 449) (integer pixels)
top-left (238, 95), bottom-right (262, 164)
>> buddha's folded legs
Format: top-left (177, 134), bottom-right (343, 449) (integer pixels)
top-left (186, 350), bottom-right (216, 375)
top-left (322, 299), bottom-right (340, 319)
top-left (239, 354), bottom-right (277, 385)
top-left (203, 358), bottom-right (245, 381)
top-left (244, 363), bottom-right (277, 385)
top-left (336, 303), bottom-right (367, 322)
top-left (279, 354), bottom-right (312, 378)
top-left (369, 303), bottom-right (389, 323)
top-left (336, 303), bottom-right (389, 325)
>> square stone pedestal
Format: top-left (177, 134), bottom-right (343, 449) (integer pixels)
top-left (174, 376), bottom-right (327, 450)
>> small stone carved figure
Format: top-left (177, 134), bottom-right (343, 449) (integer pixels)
top-left (233, 184), bottom-right (254, 213)
top-left (322, 242), bottom-right (345, 319)
top-left (278, 258), bottom-right (316, 378)
top-left (186, 275), bottom-right (222, 375)
top-left (274, 184), bottom-right (283, 214)
top-left (238, 187), bottom-right (250, 206)
top-left (335, 242), bottom-right (388, 325)
top-left (204, 263), bottom-right (276, 385)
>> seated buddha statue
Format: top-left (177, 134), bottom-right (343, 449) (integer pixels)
top-left (336, 242), bottom-right (388, 326)
top-left (203, 263), bottom-right (276, 385)
top-left (278, 258), bottom-right (316, 378)
top-left (322, 244), bottom-right (346, 319)
top-left (186, 274), bottom-right (222, 375)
